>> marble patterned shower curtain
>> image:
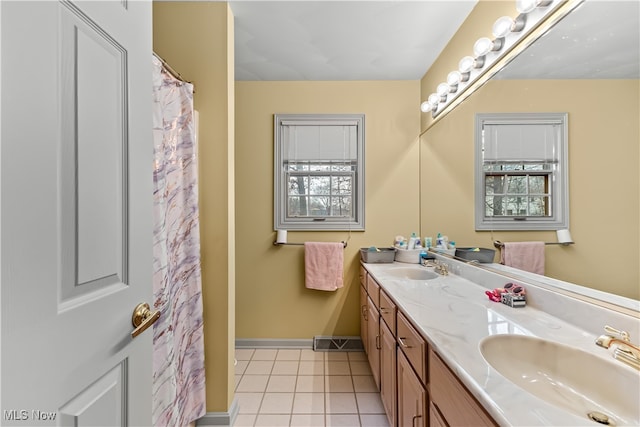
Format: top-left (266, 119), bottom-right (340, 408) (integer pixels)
top-left (151, 55), bottom-right (206, 426)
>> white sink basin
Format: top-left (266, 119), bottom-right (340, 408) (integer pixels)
top-left (480, 334), bottom-right (640, 426)
top-left (386, 267), bottom-right (438, 281)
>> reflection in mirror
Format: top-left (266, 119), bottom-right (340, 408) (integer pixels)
top-left (475, 112), bottom-right (569, 231)
top-left (420, 0), bottom-right (639, 305)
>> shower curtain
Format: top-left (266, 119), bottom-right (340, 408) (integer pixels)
top-left (151, 54), bottom-right (206, 426)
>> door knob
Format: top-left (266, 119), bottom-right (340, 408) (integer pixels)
top-left (131, 302), bottom-right (161, 338)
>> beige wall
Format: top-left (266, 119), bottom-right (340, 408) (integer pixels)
top-left (153, 2), bottom-right (236, 412)
top-left (420, 0), bottom-right (514, 132)
top-left (420, 78), bottom-right (639, 300)
top-left (235, 81), bottom-right (420, 338)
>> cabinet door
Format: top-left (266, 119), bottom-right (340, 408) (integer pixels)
top-left (429, 402), bottom-right (447, 427)
top-left (360, 284), bottom-right (369, 355)
top-left (429, 349), bottom-right (497, 426)
top-left (397, 350), bottom-right (426, 427)
top-left (380, 320), bottom-right (397, 427)
top-left (367, 297), bottom-right (381, 390)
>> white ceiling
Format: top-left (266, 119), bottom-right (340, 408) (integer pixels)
top-left (227, 0), bottom-right (639, 82)
top-left (497, 0), bottom-right (640, 79)
top-left (229, 1), bottom-right (478, 81)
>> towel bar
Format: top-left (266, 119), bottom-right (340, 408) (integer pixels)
top-left (493, 240), bottom-right (573, 249)
top-left (274, 241), bottom-right (348, 248)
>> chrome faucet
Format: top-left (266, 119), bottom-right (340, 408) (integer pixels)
top-left (423, 260), bottom-right (449, 276)
top-left (595, 325), bottom-right (640, 371)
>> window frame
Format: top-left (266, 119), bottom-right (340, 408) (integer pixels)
top-left (274, 113), bottom-right (365, 231)
top-left (474, 112), bottom-right (569, 231)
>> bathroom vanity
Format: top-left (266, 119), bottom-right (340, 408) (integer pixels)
top-left (360, 255), bottom-right (640, 427)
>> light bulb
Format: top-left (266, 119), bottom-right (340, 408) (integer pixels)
top-left (473, 37), bottom-right (494, 57)
top-left (516, 0), bottom-right (538, 14)
top-left (447, 70), bottom-right (462, 86)
top-left (492, 16), bottom-right (515, 38)
top-left (428, 93), bottom-right (440, 106)
top-left (459, 56), bottom-right (476, 73)
top-left (436, 83), bottom-right (450, 97)
top-left (420, 101), bottom-right (432, 113)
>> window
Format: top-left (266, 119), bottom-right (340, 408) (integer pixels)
top-left (274, 114), bottom-right (365, 230)
top-left (475, 113), bottom-right (568, 230)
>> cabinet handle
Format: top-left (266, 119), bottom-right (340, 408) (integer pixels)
top-left (412, 414), bottom-right (422, 427)
top-left (398, 337), bottom-right (413, 348)
top-left (375, 335), bottom-right (381, 350)
top-left (361, 305), bottom-right (368, 321)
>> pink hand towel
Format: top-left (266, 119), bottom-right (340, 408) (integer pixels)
top-left (500, 241), bottom-right (545, 275)
top-left (304, 242), bottom-right (344, 291)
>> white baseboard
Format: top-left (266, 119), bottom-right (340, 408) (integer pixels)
top-left (195, 396), bottom-right (239, 426)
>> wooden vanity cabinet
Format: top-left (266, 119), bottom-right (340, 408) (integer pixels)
top-left (379, 290), bottom-right (397, 427)
top-left (397, 350), bottom-right (426, 427)
top-left (397, 312), bottom-right (426, 384)
top-left (360, 263), bottom-right (499, 427)
top-left (361, 270), bottom-right (382, 390)
top-left (429, 349), bottom-right (497, 427)
top-left (379, 289), bottom-right (396, 332)
top-left (367, 296), bottom-right (381, 389)
top-left (429, 401), bottom-right (447, 427)
top-left (360, 284), bottom-right (368, 355)
top-left (359, 267), bottom-right (368, 355)
top-left (380, 320), bottom-right (396, 426)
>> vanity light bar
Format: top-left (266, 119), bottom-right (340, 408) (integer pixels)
top-left (420, 0), bottom-right (584, 118)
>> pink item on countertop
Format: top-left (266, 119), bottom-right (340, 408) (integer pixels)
top-left (304, 242), bottom-right (344, 291)
top-left (486, 290), bottom-right (502, 302)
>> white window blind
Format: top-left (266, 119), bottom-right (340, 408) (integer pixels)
top-left (283, 124), bottom-right (357, 162)
top-left (274, 114), bottom-right (365, 231)
top-left (483, 122), bottom-right (561, 162)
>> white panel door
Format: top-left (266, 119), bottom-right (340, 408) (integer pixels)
top-left (1, 1), bottom-right (154, 425)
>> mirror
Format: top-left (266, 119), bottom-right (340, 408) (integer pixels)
top-left (420, 0), bottom-right (639, 304)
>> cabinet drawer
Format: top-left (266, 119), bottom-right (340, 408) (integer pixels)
top-left (429, 349), bottom-right (497, 427)
top-left (379, 289), bottom-right (396, 333)
top-left (366, 275), bottom-right (380, 309)
top-left (396, 312), bottom-right (426, 384)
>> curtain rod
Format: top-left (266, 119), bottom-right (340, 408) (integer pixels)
top-left (153, 52), bottom-right (195, 91)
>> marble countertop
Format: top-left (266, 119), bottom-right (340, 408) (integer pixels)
top-left (362, 260), bottom-right (639, 426)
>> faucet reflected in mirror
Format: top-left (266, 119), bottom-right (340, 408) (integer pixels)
top-left (419, 0), bottom-right (639, 302)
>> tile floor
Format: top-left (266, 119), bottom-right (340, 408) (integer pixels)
top-left (233, 348), bottom-right (390, 427)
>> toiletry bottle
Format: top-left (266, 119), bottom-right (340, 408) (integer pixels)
top-left (425, 236), bottom-right (432, 249)
top-left (436, 233), bottom-right (443, 248)
top-left (408, 232), bottom-right (417, 250)
top-left (413, 232), bottom-right (422, 248)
